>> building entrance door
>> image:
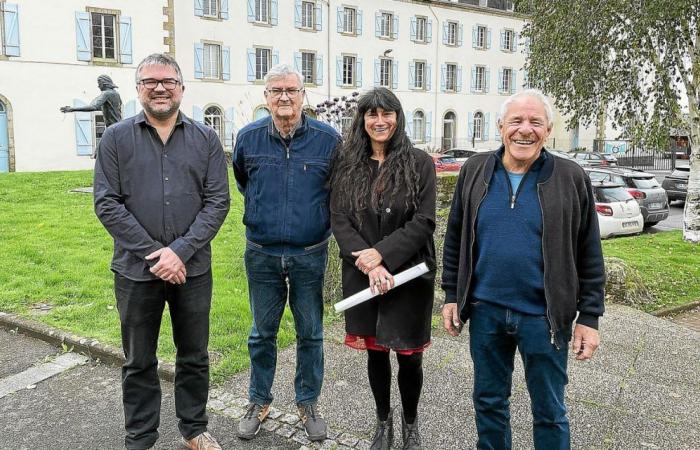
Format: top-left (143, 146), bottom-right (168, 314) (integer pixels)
top-left (0, 101), bottom-right (9, 173)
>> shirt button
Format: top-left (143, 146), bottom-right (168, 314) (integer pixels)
top-left (165, 177), bottom-right (169, 181)
top-left (165, 201), bottom-right (170, 205)
top-left (385, 208), bottom-right (391, 213)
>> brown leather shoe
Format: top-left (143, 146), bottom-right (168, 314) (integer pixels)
top-left (182, 431), bottom-right (222, 450)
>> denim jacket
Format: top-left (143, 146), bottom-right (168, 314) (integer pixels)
top-left (233, 114), bottom-right (341, 256)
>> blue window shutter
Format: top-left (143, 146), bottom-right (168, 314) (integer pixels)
top-left (271, 0), bottom-right (278, 25)
top-left (73, 100), bottom-right (93, 156)
top-left (408, 61), bottom-right (415, 88)
top-left (315, 55), bottom-right (323, 85)
top-left (472, 25), bottom-right (478, 49)
top-left (440, 64), bottom-right (446, 92)
top-left (222, 46), bottom-right (231, 80)
top-left (513, 33), bottom-right (518, 51)
top-left (442, 22), bottom-right (447, 45)
top-left (3, 3), bottom-right (20, 57)
top-left (484, 113), bottom-right (490, 141)
top-left (194, 0), bottom-right (203, 16)
top-left (426, 20), bottom-right (432, 43)
top-left (425, 112), bottom-right (432, 142)
top-left (194, 43), bottom-right (204, 79)
top-left (500, 30), bottom-right (505, 50)
top-left (336, 7), bottom-right (342, 33)
top-left (294, 52), bottom-right (301, 72)
top-left (374, 59), bottom-right (380, 87)
top-left (458, 24), bottom-right (463, 46)
top-left (294, 0), bottom-right (302, 28)
top-left (221, 0), bottom-right (229, 19)
top-left (392, 60), bottom-right (398, 90)
top-left (470, 66), bottom-right (476, 93)
top-left (119, 16), bottom-right (133, 64)
top-left (272, 50), bottom-right (279, 66)
top-left (357, 10), bottom-right (363, 35)
top-left (225, 107), bottom-right (235, 148)
top-left (410, 17), bottom-right (416, 41)
top-left (498, 68), bottom-right (504, 93)
top-left (75, 11), bottom-right (91, 61)
top-left (468, 112), bottom-right (474, 139)
top-left (487, 28), bottom-right (492, 49)
top-left (315, 2), bottom-right (323, 30)
top-left (511, 71), bottom-right (517, 94)
top-left (495, 114), bottom-right (501, 139)
top-left (456, 66), bottom-right (463, 92)
top-left (123, 99), bottom-right (138, 119)
top-left (247, 0), bottom-right (255, 22)
top-left (247, 48), bottom-right (255, 82)
top-left (356, 58), bottom-right (363, 86)
top-left (426, 64), bottom-right (432, 91)
top-left (484, 68), bottom-right (490, 93)
top-left (392, 15), bottom-right (398, 39)
top-left (374, 12), bottom-right (380, 38)
top-left (335, 56), bottom-right (342, 86)
top-left (405, 111), bottom-right (413, 141)
top-left (192, 106), bottom-right (204, 123)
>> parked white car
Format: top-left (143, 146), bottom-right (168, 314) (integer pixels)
top-left (592, 182), bottom-right (644, 239)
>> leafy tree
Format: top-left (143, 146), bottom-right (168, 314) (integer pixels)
top-left (516, 0), bottom-right (700, 241)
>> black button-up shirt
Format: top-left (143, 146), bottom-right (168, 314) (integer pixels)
top-left (94, 111), bottom-right (230, 281)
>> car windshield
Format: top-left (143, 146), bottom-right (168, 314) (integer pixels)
top-left (631, 177), bottom-right (660, 188)
top-left (440, 157), bottom-right (458, 164)
top-left (671, 167), bottom-right (690, 178)
top-left (595, 186), bottom-right (633, 202)
top-left (588, 172), bottom-right (610, 182)
top-left (602, 154), bottom-right (617, 161)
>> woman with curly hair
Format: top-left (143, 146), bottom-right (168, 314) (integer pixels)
top-left (330, 88), bottom-right (436, 450)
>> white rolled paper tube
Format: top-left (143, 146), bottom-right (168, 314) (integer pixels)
top-left (333, 262), bottom-right (430, 313)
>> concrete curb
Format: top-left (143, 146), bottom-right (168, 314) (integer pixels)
top-left (651, 299), bottom-right (700, 317)
top-left (0, 312), bottom-right (176, 383)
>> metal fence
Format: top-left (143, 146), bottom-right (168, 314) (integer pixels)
top-left (592, 139), bottom-right (690, 171)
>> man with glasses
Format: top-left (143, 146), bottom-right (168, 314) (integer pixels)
top-left (233, 64), bottom-right (341, 442)
top-left (93, 53), bottom-right (230, 450)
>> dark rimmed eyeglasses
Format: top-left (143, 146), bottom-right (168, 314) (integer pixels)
top-left (265, 88), bottom-right (304, 99)
top-left (138, 78), bottom-right (181, 90)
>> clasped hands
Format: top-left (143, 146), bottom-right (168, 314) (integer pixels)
top-left (145, 247), bottom-right (186, 284)
top-left (352, 248), bottom-right (394, 295)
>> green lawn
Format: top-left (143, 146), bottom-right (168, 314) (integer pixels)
top-left (0, 170), bottom-right (302, 383)
top-left (602, 231), bottom-right (700, 311)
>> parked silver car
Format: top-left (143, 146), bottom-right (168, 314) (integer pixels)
top-left (586, 167), bottom-right (669, 227)
top-left (662, 165), bottom-right (689, 202)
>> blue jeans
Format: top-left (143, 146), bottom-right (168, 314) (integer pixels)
top-left (245, 247), bottom-right (327, 406)
top-left (469, 301), bottom-right (570, 450)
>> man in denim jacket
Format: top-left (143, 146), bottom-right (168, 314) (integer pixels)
top-left (233, 64), bottom-right (341, 442)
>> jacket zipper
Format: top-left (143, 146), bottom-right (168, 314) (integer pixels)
top-left (505, 168), bottom-right (531, 209)
top-left (461, 179), bottom-right (489, 311)
top-left (282, 140), bottom-right (290, 247)
top-left (537, 183), bottom-right (559, 349)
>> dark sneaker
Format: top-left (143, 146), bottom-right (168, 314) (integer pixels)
top-left (401, 413), bottom-right (422, 450)
top-left (297, 403), bottom-right (327, 441)
top-left (370, 409), bottom-right (393, 450)
top-left (237, 403), bottom-right (270, 440)
top-left (182, 431), bottom-right (222, 450)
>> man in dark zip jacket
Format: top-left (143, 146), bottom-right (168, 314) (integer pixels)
top-left (232, 64), bottom-right (341, 442)
top-left (441, 89), bottom-right (605, 450)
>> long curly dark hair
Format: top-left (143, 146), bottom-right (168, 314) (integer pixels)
top-left (330, 88), bottom-right (419, 222)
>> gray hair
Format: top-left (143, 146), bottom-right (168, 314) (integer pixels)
top-left (498, 89), bottom-right (554, 128)
top-left (264, 64), bottom-right (304, 88)
top-left (135, 53), bottom-right (184, 84)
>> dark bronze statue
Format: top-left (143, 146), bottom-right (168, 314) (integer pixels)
top-left (60, 74), bottom-right (123, 127)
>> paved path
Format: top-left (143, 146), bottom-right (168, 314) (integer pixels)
top-left (1, 304), bottom-right (699, 449)
top-left (670, 306), bottom-right (700, 333)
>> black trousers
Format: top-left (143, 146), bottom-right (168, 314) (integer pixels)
top-left (114, 271), bottom-right (212, 450)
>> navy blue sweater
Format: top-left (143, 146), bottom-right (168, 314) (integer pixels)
top-left (471, 153), bottom-right (546, 315)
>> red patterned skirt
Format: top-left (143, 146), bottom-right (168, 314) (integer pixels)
top-left (345, 334), bottom-right (431, 355)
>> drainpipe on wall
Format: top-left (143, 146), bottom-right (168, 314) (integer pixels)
top-left (428, 5), bottom-right (439, 150)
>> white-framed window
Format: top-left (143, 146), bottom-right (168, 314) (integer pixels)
top-left (342, 55), bottom-right (356, 86)
top-left (255, 47), bottom-right (271, 80)
top-left (203, 0), bottom-right (220, 18)
top-left (380, 58), bottom-right (392, 88)
top-left (415, 16), bottom-right (426, 42)
top-left (379, 12), bottom-right (393, 38)
top-left (476, 25), bottom-right (487, 49)
top-left (500, 67), bottom-right (513, 94)
top-left (204, 105), bottom-right (224, 143)
top-left (473, 111), bottom-right (484, 140)
top-left (91, 12), bottom-right (117, 60)
top-left (445, 63), bottom-right (457, 92)
top-left (301, 1), bottom-right (314, 29)
top-left (414, 61), bottom-right (425, 89)
top-left (475, 65), bottom-right (485, 92)
top-left (203, 43), bottom-right (222, 79)
top-left (255, 0), bottom-right (270, 23)
top-left (447, 21), bottom-right (458, 46)
top-left (301, 51), bottom-right (316, 84)
top-left (254, 106), bottom-right (270, 120)
top-left (342, 7), bottom-right (357, 34)
top-left (502, 29), bottom-right (515, 52)
top-left (94, 112), bottom-right (106, 149)
top-left (341, 115), bottom-right (353, 135)
top-left (412, 110), bottom-right (425, 142)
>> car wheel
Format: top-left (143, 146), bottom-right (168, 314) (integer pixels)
top-left (643, 221), bottom-right (659, 228)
